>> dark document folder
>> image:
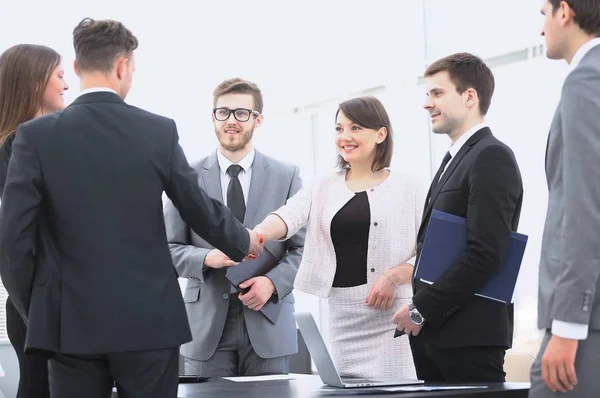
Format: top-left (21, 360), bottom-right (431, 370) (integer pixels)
top-left (415, 210), bottom-right (528, 303)
top-left (395, 210), bottom-right (528, 337)
top-left (226, 249), bottom-right (282, 324)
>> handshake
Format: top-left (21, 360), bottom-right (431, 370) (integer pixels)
top-left (246, 228), bottom-right (265, 260)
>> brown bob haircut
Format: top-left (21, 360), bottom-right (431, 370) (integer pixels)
top-left (335, 96), bottom-right (393, 172)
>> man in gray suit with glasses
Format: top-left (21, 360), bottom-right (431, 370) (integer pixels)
top-left (531, 1), bottom-right (600, 396)
top-left (164, 78), bottom-right (305, 377)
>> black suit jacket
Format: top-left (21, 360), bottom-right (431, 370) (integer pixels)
top-left (0, 134), bottom-right (15, 193)
top-left (0, 92), bottom-right (250, 356)
top-left (412, 127), bottom-right (523, 348)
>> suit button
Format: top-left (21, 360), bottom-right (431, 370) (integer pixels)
top-left (417, 242), bottom-right (423, 250)
top-left (373, 222), bottom-right (378, 226)
top-left (371, 268), bottom-right (375, 273)
top-left (222, 293), bottom-right (229, 300)
top-left (583, 306), bottom-right (589, 312)
top-left (370, 188), bottom-right (375, 192)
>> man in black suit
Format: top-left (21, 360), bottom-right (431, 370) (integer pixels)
top-left (393, 53), bottom-right (523, 382)
top-left (0, 18), bottom-right (263, 398)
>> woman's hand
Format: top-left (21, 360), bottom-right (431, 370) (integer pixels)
top-left (366, 274), bottom-right (397, 309)
top-left (366, 264), bottom-right (413, 310)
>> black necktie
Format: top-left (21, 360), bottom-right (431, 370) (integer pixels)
top-left (226, 164), bottom-right (246, 223)
top-left (429, 151), bottom-right (452, 194)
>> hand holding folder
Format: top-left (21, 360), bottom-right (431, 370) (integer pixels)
top-left (226, 249), bottom-right (282, 324)
top-left (394, 210), bottom-right (528, 338)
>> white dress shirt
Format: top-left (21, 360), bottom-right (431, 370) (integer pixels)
top-left (439, 123), bottom-right (488, 178)
top-left (568, 37), bottom-right (600, 73)
top-left (216, 148), bottom-right (255, 206)
top-left (78, 87), bottom-right (119, 96)
top-left (552, 38), bottom-right (600, 341)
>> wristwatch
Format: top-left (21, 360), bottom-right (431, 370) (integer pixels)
top-left (408, 300), bottom-right (425, 326)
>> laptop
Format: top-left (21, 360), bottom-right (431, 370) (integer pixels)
top-left (294, 312), bottom-right (424, 388)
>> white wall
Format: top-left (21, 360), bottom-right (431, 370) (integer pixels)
top-left (0, 0), bottom-right (572, 390)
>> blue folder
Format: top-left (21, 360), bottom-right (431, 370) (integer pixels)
top-left (414, 210), bottom-right (528, 304)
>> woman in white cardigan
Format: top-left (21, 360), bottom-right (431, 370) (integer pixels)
top-left (254, 96), bottom-right (425, 379)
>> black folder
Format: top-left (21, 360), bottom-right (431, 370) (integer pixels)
top-left (226, 249), bottom-right (282, 324)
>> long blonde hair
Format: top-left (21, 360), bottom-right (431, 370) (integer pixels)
top-left (0, 44), bottom-right (61, 147)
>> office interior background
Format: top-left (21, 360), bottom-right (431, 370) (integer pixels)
top-left (0, 0), bottom-right (569, 395)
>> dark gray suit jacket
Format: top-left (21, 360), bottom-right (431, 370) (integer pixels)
top-left (0, 92), bottom-right (250, 356)
top-left (538, 44), bottom-right (600, 332)
top-left (164, 150), bottom-right (304, 360)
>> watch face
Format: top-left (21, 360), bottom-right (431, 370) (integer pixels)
top-left (410, 311), bottom-right (423, 325)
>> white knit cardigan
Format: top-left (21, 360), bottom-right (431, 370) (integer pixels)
top-left (273, 169), bottom-right (426, 299)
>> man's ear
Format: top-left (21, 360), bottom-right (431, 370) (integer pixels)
top-left (73, 60), bottom-right (80, 77)
top-left (465, 88), bottom-right (479, 109)
top-left (116, 57), bottom-right (128, 80)
top-left (255, 114), bottom-right (264, 128)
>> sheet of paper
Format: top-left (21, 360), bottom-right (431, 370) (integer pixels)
top-left (223, 373), bottom-right (315, 382)
top-left (381, 385), bottom-right (488, 392)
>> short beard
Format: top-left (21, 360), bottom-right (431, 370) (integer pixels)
top-left (217, 127), bottom-right (254, 152)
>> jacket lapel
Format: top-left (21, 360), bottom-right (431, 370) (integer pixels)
top-left (200, 151), bottom-right (223, 203)
top-left (245, 151), bottom-right (270, 226)
top-left (421, 128), bottom-right (490, 226)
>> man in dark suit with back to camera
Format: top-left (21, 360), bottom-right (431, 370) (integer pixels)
top-left (393, 52), bottom-right (523, 383)
top-left (0, 17), bottom-right (263, 398)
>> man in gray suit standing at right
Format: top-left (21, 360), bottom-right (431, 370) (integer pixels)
top-left (164, 78), bottom-right (305, 377)
top-left (532, 1), bottom-right (600, 396)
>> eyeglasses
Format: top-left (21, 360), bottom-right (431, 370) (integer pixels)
top-left (213, 107), bottom-right (260, 122)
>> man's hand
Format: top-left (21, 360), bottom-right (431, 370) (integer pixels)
top-left (203, 249), bottom-right (239, 269)
top-left (366, 273), bottom-right (397, 309)
top-left (392, 303), bottom-right (423, 336)
top-left (247, 228), bottom-right (264, 259)
top-left (238, 276), bottom-right (275, 311)
top-left (542, 335), bottom-right (579, 393)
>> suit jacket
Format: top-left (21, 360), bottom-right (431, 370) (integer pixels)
top-left (0, 134), bottom-right (15, 193)
top-left (164, 150), bottom-right (305, 360)
top-left (0, 92), bottom-right (250, 356)
top-left (538, 44), bottom-right (600, 332)
top-left (412, 127), bottom-right (523, 348)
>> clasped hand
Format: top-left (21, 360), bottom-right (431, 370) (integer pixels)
top-left (246, 228), bottom-right (264, 259)
top-left (238, 276), bottom-right (276, 311)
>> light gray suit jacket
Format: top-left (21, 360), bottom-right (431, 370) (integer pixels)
top-left (164, 150), bottom-right (305, 360)
top-left (538, 44), bottom-right (600, 332)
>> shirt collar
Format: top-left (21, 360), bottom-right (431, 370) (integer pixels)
top-left (216, 148), bottom-right (255, 175)
top-left (78, 87), bottom-right (119, 97)
top-left (569, 38), bottom-right (600, 73)
top-left (449, 123), bottom-right (487, 159)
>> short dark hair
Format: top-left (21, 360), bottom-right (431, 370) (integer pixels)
top-left (549, 0), bottom-right (600, 36)
top-left (73, 17), bottom-right (138, 73)
top-left (213, 78), bottom-right (264, 113)
top-left (424, 52), bottom-right (495, 116)
top-left (335, 96), bottom-right (394, 172)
